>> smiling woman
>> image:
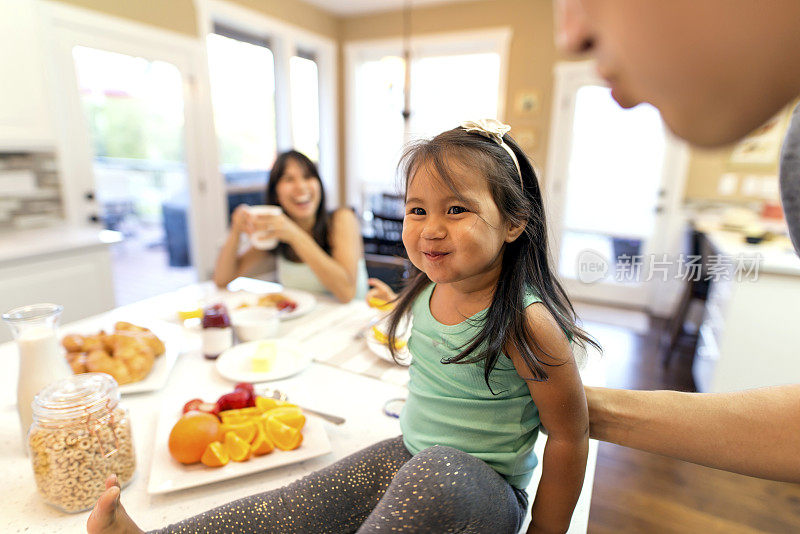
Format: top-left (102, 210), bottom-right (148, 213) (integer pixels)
top-left (213, 150), bottom-right (368, 302)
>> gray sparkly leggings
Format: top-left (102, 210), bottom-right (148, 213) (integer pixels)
top-left (150, 436), bottom-right (528, 534)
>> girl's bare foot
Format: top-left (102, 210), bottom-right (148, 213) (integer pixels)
top-left (86, 475), bottom-right (144, 534)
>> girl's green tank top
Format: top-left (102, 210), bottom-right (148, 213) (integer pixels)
top-left (400, 283), bottom-right (542, 489)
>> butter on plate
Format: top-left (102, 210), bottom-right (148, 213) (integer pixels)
top-left (251, 341), bottom-right (277, 373)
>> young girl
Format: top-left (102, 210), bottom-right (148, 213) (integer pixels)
top-left (213, 150), bottom-right (368, 302)
top-left (88, 122), bottom-right (597, 534)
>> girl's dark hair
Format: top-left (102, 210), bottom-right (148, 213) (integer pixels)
top-left (266, 150), bottom-right (331, 259)
top-left (386, 127), bottom-right (600, 389)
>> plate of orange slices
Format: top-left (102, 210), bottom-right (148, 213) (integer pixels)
top-left (147, 394), bottom-right (331, 494)
top-left (365, 315), bottom-right (412, 366)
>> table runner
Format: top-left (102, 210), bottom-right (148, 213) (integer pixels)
top-left (288, 301), bottom-right (410, 387)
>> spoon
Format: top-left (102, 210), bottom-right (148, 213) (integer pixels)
top-left (258, 387), bottom-right (346, 425)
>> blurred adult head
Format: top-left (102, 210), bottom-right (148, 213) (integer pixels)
top-left (555, 0), bottom-right (800, 147)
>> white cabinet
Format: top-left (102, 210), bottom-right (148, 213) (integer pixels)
top-left (0, 0), bottom-right (54, 149)
top-left (0, 229), bottom-right (118, 343)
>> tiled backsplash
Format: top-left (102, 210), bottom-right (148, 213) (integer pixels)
top-left (0, 152), bottom-right (63, 230)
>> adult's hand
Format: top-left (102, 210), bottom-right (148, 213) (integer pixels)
top-left (250, 211), bottom-right (303, 245)
top-left (231, 204), bottom-right (253, 235)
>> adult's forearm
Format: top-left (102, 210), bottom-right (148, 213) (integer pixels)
top-left (585, 385), bottom-right (800, 482)
top-left (213, 231), bottom-right (242, 288)
top-left (289, 231), bottom-right (357, 302)
top-left (528, 436), bottom-right (588, 534)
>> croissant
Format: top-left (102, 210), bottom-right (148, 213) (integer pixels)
top-left (114, 322), bottom-right (165, 356)
top-left (85, 349), bottom-right (132, 385)
top-left (62, 334), bottom-right (85, 353)
top-left (63, 321), bottom-right (165, 385)
top-left (65, 352), bottom-right (88, 374)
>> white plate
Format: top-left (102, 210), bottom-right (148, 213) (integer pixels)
top-left (60, 321), bottom-right (181, 396)
top-left (147, 407), bottom-right (332, 495)
top-left (366, 334), bottom-right (412, 366)
top-left (224, 289), bottom-right (317, 321)
top-left (215, 339), bottom-right (312, 383)
top-left (365, 316), bottom-right (412, 366)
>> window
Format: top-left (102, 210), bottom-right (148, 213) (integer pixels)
top-left (206, 27), bottom-right (277, 174)
top-left (199, 1), bottom-right (338, 206)
top-left (347, 30), bottom-right (510, 210)
top-left (290, 53), bottom-right (320, 162)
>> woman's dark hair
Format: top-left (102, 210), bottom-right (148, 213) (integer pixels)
top-left (386, 127), bottom-right (600, 389)
top-left (266, 150), bottom-right (331, 259)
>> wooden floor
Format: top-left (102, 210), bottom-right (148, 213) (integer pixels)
top-left (585, 318), bottom-right (800, 533)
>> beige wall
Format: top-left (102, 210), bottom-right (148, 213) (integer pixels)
top-left (52, 0), bottom-right (768, 206)
top-left (339, 0), bottom-right (555, 200)
top-left (51, 0), bottom-right (340, 39)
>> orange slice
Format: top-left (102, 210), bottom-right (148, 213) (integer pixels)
top-left (224, 431), bottom-right (251, 462)
top-left (201, 441), bottom-right (229, 467)
top-left (264, 416), bottom-right (303, 451)
top-left (263, 406), bottom-right (306, 430)
top-left (220, 421), bottom-right (258, 443)
top-left (367, 297), bottom-right (395, 312)
top-left (250, 428), bottom-right (275, 456)
top-left (255, 396), bottom-right (297, 411)
top-left (254, 396), bottom-right (280, 411)
top-left (219, 407), bottom-right (263, 423)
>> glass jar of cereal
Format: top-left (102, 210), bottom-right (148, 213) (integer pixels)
top-left (28, 373), bottom-right (136, 513)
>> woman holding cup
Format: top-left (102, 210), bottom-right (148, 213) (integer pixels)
top-left (214, 150), bottom-right (368, 303)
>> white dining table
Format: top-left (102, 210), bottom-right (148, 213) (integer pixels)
top-left (0, 282), bottom-right (603, 533)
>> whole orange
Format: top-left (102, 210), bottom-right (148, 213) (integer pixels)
top-left (168, 412), bottom-right (222, 464)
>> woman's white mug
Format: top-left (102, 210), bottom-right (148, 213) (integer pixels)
top-left (246, 205), bottom-right (282, 250)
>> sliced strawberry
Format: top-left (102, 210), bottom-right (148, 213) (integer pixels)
top-left (276, 299), bottom-right (297, 312)
top-left (183, 398), bottom-right (218, 416)
top-left (182, 398), bottom-right (204, 414)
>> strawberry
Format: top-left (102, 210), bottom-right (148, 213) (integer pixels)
top-left (234, 382), bottom-right (254, 394)
top-left (182, 398), bottom-right (217, 416)
top-left (215, 389), bottom-right (250, 413)
top-left (276, 300), bottom-right (297, 312)
top-left (234, 382), bottom-right (257, 407)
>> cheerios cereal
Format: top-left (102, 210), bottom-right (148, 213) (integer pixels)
top-left (28, 373), bottom-right (136, 513)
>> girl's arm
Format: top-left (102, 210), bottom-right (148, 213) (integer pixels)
top-left (284, 208), bottom-right (364, 303)
top-left (585, 384), bottom-right (800, 483)
top-left (213, 205), bottom-right (270, 288)
top-left (508, 304), bottom-right (589, 534)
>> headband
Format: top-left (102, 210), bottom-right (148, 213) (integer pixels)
top-left (460, 119), bottom-right (523, 187)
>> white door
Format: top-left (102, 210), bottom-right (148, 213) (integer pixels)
top-left (546, 61), bottom-right (688, 309)
top-left (46, 7), bottom-right (223, 301)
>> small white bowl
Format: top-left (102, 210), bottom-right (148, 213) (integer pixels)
top-left (231, 307), bottom-right (280, 342)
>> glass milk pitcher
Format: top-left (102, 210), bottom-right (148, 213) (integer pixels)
top-left (2, 303), bottom-right (70, 451)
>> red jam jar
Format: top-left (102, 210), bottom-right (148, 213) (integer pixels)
top-left (201, 303), bottom-right (232, 360)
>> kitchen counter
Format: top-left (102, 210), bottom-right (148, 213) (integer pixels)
top-left (692, 229), bottom-right (800, 392)
top-left (0, 283), bottom-right (604, 533)
top-left (0, 226), bottom-right (120, 342)
top-left (0, 225), bottom-right (121, 264)
top-left (702, 229), bottom-right (800, 277)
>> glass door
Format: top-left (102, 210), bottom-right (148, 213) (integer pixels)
top-left (547, 62), bottom-right (686, 308)
top-left (71, 46), bottom-right (197, 305)
top-left (206, 27), bottom-right (277, 225)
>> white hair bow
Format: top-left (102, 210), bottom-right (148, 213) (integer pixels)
top-left (460, 119), bottom-right (522, 184)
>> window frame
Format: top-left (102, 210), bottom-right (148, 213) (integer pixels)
top-left (344, 27), bottom-right (512, 210)
top-left (196, 0), bottom-right (338, 208)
